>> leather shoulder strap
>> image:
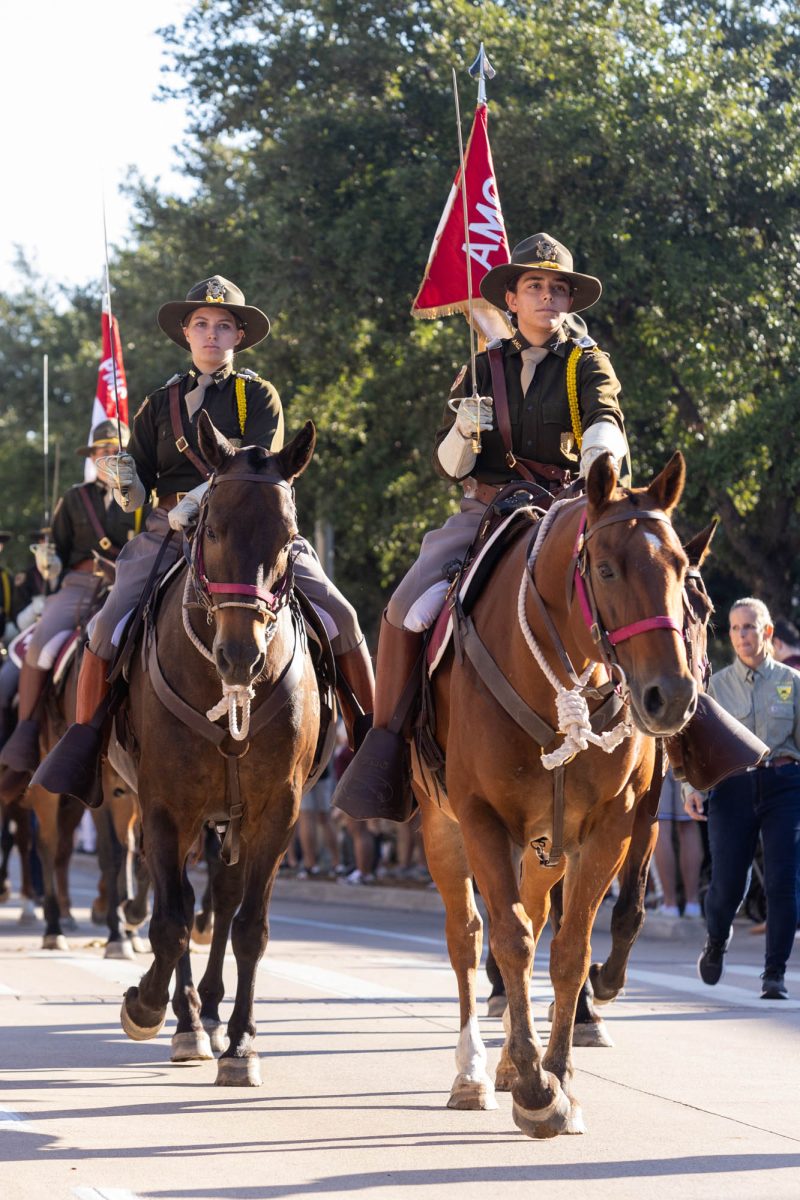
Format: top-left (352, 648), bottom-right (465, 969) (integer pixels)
top-left (169, 383), bottom-right (210, 480)
top-left (76, 485), bottom-right (115, 556)
top-left (487, 345), bottom-right (535, 483)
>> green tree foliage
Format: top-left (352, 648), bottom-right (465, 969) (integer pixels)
top-left (2, 0), bottom-right (799, 638)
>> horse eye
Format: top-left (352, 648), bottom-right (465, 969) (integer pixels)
top-left (597, 562), bottom-right (615, 580)
top-left (205, 526), bottom-right (217, 542)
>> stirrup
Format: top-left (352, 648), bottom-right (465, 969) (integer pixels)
top-left (31, 724), bottom-right (104, 807)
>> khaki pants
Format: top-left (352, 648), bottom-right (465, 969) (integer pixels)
top-left (27, 572), bottom-right (104, 669)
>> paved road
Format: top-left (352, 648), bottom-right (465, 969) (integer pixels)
top-left (1, 855), bottom-right (798, 1200)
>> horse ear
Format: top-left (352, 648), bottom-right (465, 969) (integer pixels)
top-left (647, 451), bottom-right (686, 514)
top-left (683, 518), bottom-right (719, 568)
top-left (275, 421), bottom-right (316, 483)
top-left (585, 452), bottom-right (619, 511)
top-left (197, 411), bottom-right (236, 470)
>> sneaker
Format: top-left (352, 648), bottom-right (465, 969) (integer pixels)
top-left (295, 868), bottom-right (309, 881)
top-left (683, 902), bottom-right (702, 919)
top-left (697, 934), bottom-right (731, 985)
top-left (653, 904), bottom-right (680, 919)
top-left (760, 971), bottom-right (788, 1000)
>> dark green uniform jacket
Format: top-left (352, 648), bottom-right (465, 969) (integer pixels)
top-left (434, 327), bottom-right (629, 486)
top-left (129, 363), bottom-right (284, 501)
top-left (52, 482), bottom-right (149, 570)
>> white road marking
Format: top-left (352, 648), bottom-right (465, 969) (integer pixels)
top-left (270, 912), bottom-right (442, 947)
top-left (258, 957), bottom-right (410, 1000)
top-left (0, 1107), bottom-right (35, 1131)
top-left (626, 967), bottom-right (800, 1010)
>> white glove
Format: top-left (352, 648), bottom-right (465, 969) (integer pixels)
top-left (33, 543), bottom-right (62, 583)
top-left (454, 395), bottom-right (494, 438)
top-left (579, 421), bottom-right (627, 478)
top-left (96, 452), bottom-right (137, 489)
top-left (168, 482), bottom-right (209, 533)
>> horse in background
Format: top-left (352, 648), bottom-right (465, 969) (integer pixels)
top-left (412, 451), bottom-right (703, 1138)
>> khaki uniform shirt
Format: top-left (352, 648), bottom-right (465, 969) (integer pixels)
top-left (707, 655), bottom-right (800, 762)
top-left (433, 327), bottom-right (629, 486)
top-left (129, 363), bottom-right (284, 501)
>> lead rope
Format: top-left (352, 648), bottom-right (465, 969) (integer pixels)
top-left (181, 572), bottom-right (257, 742)
top-left (518, 500), bottom-right (634, 769)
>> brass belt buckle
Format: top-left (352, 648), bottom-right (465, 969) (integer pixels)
top-left (99, 536), bottom-right (112, 551)
top-left (177, 493), bottom-right (187, 502)
top-left (176, 436), bottom-right (189, 452)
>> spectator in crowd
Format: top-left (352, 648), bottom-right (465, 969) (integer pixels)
top-left (772, 618), bottom-right (800, 671)
top-left (685, 597), bottom-right (800, 999)
top-left (652, 766), bottom-right (704, 918)
top-left (296, 761), bottom-right (343, 880)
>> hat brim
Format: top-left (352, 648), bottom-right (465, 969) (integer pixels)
top-left (479, 262), bottom-right (602, 314)
top-left (157, 301), bottom-right (270, 352)
top-left (74, 438), bottom-right (125, 457)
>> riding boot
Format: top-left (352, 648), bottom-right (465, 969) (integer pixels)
top-left (332, 613), bottom-right (423, 823)
top-left (664, 692), bottom-right (769, 791)
top-left (30, 648), bottom-right (111, 807)
top-left (0, 664), bottom-right (49, 803)
top-left (334, 639), bottom-right (376, 752)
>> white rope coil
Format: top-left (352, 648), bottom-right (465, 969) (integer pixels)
top-left (518, 500), bottom-right (634, 770)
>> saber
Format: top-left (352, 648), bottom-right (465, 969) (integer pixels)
top-left (42, 354), bottom-right (50, 526)
top-left (452, 68), bottom-right (482, 454)
top-left (102, 195), bottom-right (128, 502)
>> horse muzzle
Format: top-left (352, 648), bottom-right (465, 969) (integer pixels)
top-left (628, 673), bottom-right (698, 737)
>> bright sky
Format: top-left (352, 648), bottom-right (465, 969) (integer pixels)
top-left (3, 0), bottom-right (195, 295)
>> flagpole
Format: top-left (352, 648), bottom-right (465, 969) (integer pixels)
top-left (102, 194), bottom-right (128, 503)
top-left (452, 69), bottom-right (482, 453)
top-left (42, 353), bottom-right (50, 527)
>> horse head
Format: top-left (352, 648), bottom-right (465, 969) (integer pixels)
top-left (581, 450), bottom-right (698, 736)
top-left (195, 412), bottom-right (316, 687)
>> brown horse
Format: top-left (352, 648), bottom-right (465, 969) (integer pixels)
top-left (411, 451), bottom-right (701, 1138)
top-left (112, 415), bottom-right (319, 1085)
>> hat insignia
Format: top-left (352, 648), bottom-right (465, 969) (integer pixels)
top-left (535, 239), bottom-right (559, 262)
top-left (204, 279), bottom-right (226, 303)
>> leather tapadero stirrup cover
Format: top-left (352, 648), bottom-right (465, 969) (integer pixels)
top-left (332, 727), bottom-right (415, 823)
top-left (665, 692), bottom-right (769, 791)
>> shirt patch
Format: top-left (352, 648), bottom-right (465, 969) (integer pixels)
top-left (451, 364), bottom-right (467, 391)
top-left (776, 684), bottom-right (793, 702)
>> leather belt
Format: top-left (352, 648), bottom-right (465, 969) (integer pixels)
top-left (466, 478), bottom-right (561, 505)
top-left (746, 755), bottom-right (797, 773)
top-left (157, 492), bottom-right (187, 512)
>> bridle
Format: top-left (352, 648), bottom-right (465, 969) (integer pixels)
top-left (189, 467), bottom-right (296, 631)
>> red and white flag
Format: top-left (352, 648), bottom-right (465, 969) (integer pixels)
top-left (411, 103), bottom-right (511, 341)
top-left (85, 296), bottom-right (129, 480)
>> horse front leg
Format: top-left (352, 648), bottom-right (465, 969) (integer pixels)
top-left (216, 807), bottom-right (296, 1087)
top-left (121, 804), bottom-right (197, 1043)
top-left (55, 795), bottom-right (82, 931)
top-left (547, 876), bottom-right (614, 1048)
top-left (462, 806), bottom-right (569, 1139)
top-left (418, 790), bottom-right (496, 1111)
top-left (27, 787), bottom-right (65, 950)
top-left (198, 849), bottom-right (246, 1054)
top-left (590, 792), bottom-right (659, 1005)
top-left (544, 825), bottom-right (630, 1134)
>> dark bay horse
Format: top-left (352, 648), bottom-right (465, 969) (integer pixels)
top-left (411, 451), bottom-right (701, 1138)
top-left (112, 414), bottom-right (319, 1086)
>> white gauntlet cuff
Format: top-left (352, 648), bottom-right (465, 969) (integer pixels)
top-left (113, 477), bottom-right (146, 511)
top-left (437, 422), bottom-right (477, 479)
top-left (579, 421), bottom-right (627, 477)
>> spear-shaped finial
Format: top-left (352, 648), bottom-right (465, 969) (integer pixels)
top-left (468, 42), bottom-right (496, 106)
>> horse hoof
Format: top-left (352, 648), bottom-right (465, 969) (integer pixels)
top-left (104, 938), bottom-right (135, 961)
top-left (18, 900), bottom-right (38, 926)
top-left (512, 1086), bottom-right (575, 1139)
top-left (202, 1019), bottom-right (228, 1055)
top-left (191, 911), bottom-right (214, 946)
top-left (60, 914), bottom-right (79, 934)
top-left (216, 1056), bottom-right (262, 1087)
top-left (494, 1063), bottom-right (519, 1092)
top-left (572, 1020), bottom-right (614, 1048)
top-left (171, 1030), bottom-right (214, 1062)
top-left (447, 1073), bottom-right (498, 1110)
top-left (42, 933), bottom-right (69, 951)
top-left (486, 994), bottom-right (507, 1019)
top-left (120, 989), bottom-right (166, 1041)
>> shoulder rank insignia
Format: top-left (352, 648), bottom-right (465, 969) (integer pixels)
top-left (237, 368), bottom-right (259, 380)
top-left (571, 334), bottom-right (597, 350)
top-left (164, 372), bottom-right (183, 387)
top-left (450, 364), bottom-right (468, 392)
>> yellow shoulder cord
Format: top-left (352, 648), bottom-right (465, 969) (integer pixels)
top-left (1, 570), bottom-right (10, 618)
top-left (566, 346), bottom-right (583, 450)
top-left (235, 377), bottom-right (247, 436)
top-left (134, 507), bottom-right (143, 535)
